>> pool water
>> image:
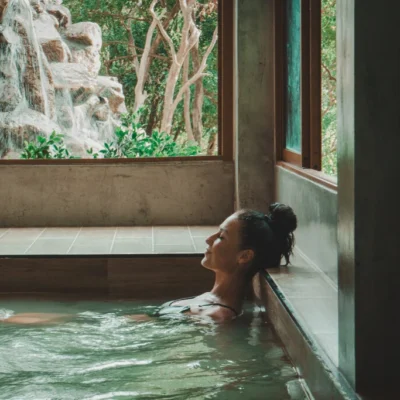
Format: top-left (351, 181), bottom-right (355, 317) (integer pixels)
top-left (0, 300), bottom-right (308, 400)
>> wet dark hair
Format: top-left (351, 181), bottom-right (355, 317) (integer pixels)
top-left (236, 203), bottom-right (297, 273)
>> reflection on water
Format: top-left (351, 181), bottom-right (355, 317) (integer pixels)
top-left (0, 300), bottom-right (306, 400)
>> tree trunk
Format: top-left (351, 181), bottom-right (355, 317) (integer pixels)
top-left (183, 54), bottom-right (194, 141)
top-left (143, 1), bottom-right (180, 85)
top-left (153, 0), bottom-right (200, 135)
top-left (132, 16), bottom-right (158, 116)
top-left (191, 42), bottom-right (203, 144)
top-left (146, 93), bottom-right (161, 136)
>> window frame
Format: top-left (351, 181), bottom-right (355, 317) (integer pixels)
top-left (274, 0), bottom-right (336, 189)
top-left (1, 0), bottom-right (234, 165)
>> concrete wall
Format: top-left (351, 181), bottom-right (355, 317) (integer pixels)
top-left (337, 0), bottom-right (400, 395)
top-left (276, 167), bottom-right (338, 285)
top-left (0, 0), bottom-right (278, 227)
top-left (235, 0), bottom-right (275, 211)
top-left (0, 161), bottom-right (234, 226)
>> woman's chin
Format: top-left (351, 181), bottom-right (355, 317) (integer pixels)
top-left (201, 255), bottom-right (212, 270)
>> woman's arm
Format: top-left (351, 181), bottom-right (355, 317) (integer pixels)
top-left (1, 313), bottom-right (71, 325)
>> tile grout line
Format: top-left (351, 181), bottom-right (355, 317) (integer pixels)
top-left (0, 229), bottom-right (9, 240)
top-left (109, 228), bottom-right (118, 255)
top-left (66, 227), bottom-right (82, 254)
top-left (23, 228), bottom-right (46, 254)
top-left (187, 226), bottom-right (196, 252)
top-left (151, 226), bottom-right (155, 254)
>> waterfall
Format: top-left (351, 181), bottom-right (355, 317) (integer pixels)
top-left (0, 0), bottom-right (126, 159)
top-left (0, 0), bottom-right (50, 116)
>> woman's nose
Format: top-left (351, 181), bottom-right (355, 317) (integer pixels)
top-left (205, 232), bottom-right (218, 245)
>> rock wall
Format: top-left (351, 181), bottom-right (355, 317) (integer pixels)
top-left (0, 0), bottom-right (127, 158)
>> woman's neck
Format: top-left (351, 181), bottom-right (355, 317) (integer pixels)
top-left (209, 270), bottom-right (249, 313)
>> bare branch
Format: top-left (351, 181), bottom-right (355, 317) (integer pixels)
top-left (171, 26), bottom-right (218, 114)
top-left (150, 0), bottom-right (177, 63)
top-left (322, 62), bottom-right (336, 82)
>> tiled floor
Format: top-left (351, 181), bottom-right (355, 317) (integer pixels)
top-left (267, 250), bottom-right (338, 366)
top-left (0, 226), bottom-right (218, 255)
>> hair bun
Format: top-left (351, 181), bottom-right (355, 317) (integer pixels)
top-left (267, 203), bottom-right (297, 235)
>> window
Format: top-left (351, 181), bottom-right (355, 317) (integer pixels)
top-left (275, 0), bottom-right (337, 180)
top-left (0, 0), bottom-right (233, 162)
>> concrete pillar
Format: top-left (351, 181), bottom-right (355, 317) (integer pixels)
top-left (235, 0), bottom-right (275, 211)
top-left (337, 0), bottom-right (400, 397)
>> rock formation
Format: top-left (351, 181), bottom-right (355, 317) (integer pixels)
top-left (0, 0), bottom-right (127, 158)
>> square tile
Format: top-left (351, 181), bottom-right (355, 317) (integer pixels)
top-left (0, 229), bottom-right (9, 238)
top-left (25, 239), bottom-right (75, 255)
top-left (315, 332), bottom-right (339, 365)
top-left (41, 228), bottom-right (80, 239)
top-left (189, 226), bottom-right (219, 237)
top-left (73, 235), bottom-right (114, 246)
top-left (0, 228), bottom-right (44, 243)
top-left (115, 227), bottom-right (152, 239)
top-left (154, 244), bottom-right (195, 254)
top-left (68, 239), bottom-right (113, 255)
top-left (153, 227), bottom-right (192, 245)
top-left (112, 238), bottom-right (152, 254)
top-left (77, 228), bottom-right (116, 240)
top-left (289, 297), bottom-right (338, 334)
top-left (192, 236), bottom-right (208, 252)
top-left (0, 243), bottom-right (32, 255)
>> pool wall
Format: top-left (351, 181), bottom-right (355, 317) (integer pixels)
top-left (0, 255), bottom-right (212, 299)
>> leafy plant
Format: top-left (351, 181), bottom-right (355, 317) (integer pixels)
top-left (20, 132), bottom-right (77, 160)
top-left (87, 112), bottom-right (201, 158)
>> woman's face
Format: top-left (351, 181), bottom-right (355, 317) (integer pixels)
top-left (201, 213), bottom-right (247, 273)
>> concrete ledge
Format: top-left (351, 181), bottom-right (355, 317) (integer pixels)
top-left (253, 272), bottom-right (358, 400)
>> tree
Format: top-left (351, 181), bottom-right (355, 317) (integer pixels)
top-left (64, 0), bottom-right (219, 151)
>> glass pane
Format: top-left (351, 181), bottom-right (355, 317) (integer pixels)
top-left (321, 0), bottom-right (337, 175)
top-left (0, 0), bottom-right (218, 160)
top-left (285, 0), bottom-right (302, 153)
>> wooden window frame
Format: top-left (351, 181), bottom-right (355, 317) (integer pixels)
top-left (274, 0), bottom-right (336, 189)
top-left (1, 0), bottom-right (234, 165)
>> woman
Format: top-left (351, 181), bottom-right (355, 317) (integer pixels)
top-left (154, 203), bottom-right (297, 322)
top-left (2, 203), bottom-right (297, 324)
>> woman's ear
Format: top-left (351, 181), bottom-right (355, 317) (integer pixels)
top-left (238, 249), bottom-right (255, 265)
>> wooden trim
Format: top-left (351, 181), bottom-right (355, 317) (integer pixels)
top-left (219, 0), bottom-right (234, 161)
top-left (0, 156), bottom-right (224, 166)
top-left (273, 0), bottom-right (285, 162)
top-left (1, 2), bottom-right (234, 164)
top-left (277, 161), bottom-right (337, 191)
top-left (309, 0), bottom-right (322, 170)
top-left (301, 0), bottom-right (311, 168)
top-left (282, 149), bottom-right (302, 166)
top-left (274, 0), bottom-right (323, 172)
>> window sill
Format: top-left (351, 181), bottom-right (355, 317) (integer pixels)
top-left (0, 156), bottom-right (228, 166)
top-left (277, 161), bottom-right (337, 191)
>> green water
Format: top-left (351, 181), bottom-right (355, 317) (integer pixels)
top-left (0, 300), bottom-right (307, 400)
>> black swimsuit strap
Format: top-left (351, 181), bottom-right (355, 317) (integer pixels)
top-left (168, 297), bottom-right (240, 317)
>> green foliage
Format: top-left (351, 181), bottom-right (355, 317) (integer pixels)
top-left (87, 113), bottom-right (201, 158)
top-left (19, 113), bottom-right (201, 160)
top-left (20, 132), bottom-right (77, 160)
top-left (321, 0), bottom-right (337, 176)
